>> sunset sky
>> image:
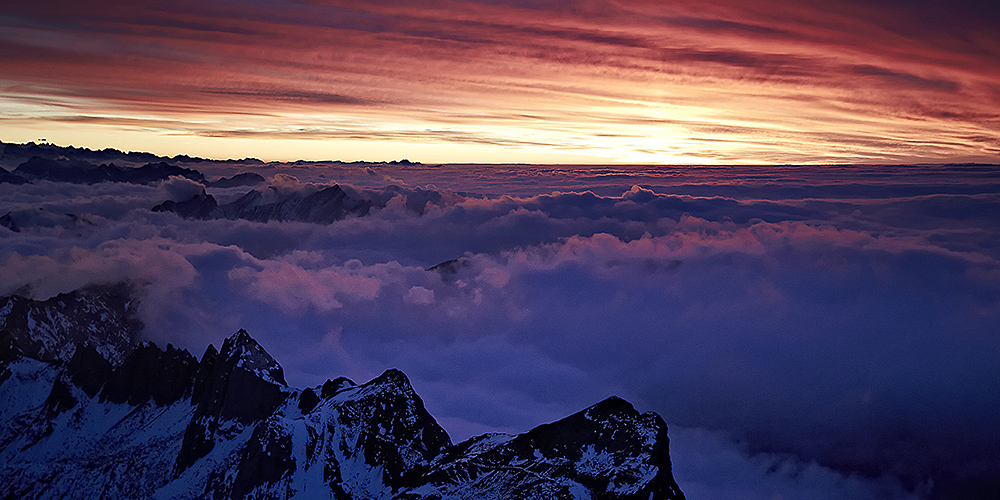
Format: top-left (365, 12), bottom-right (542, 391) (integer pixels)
top-left (3, 3), bottom-right (1000, 496)
top-left (2, 0), bottom-right (999, 163)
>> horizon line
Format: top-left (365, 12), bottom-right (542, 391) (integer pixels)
top-left (5, 139), bottom-right (998, 168)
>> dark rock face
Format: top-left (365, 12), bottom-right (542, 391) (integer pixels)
top-left (100, 343), bottom-right (198, 406)
top-left (292, 184), bottom-right (373, 223)
top-left (0, 282), bottom-right (143, 365)
top-left (66, 344), bottom-right (112, 398)
top-left (0, 330), bottom-right (21, 367)
top-left (176, 330), bottom-right (289, 474)
top-left (0, 293), bottom-right (685, 500)
top-left (152, 189), bottom-right (218, 219)
top-left (321, 376), bottom-right (356, 397)
top-left (298, 387), bottom-right (320, 414)
top-left (43, 377), bottom-right (78, 415)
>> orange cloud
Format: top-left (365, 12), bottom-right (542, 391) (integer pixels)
top-left (1, 0), bottom-right (997, 163)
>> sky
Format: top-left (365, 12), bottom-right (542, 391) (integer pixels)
top-left (2, 0), bottom-right (1000, 163)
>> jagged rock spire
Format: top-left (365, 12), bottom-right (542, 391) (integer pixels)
top-left (219, 328), bottom-right (286, 386)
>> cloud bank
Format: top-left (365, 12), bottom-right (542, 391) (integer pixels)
top-left (2, 157), bottom-right (999, 498)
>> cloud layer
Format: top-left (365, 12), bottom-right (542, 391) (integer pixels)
top-left (2, 159), bottom-right (999, 498)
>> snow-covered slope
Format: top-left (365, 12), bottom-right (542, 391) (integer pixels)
top-left (0, 290), bottom-right (685, 500)
top-left (0, 283), bottom-right (141, 365)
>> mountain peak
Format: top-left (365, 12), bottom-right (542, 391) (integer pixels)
top-left (348, 367), bottom-right (423, 405)
top-left (228, 328), bottom-right (254, 346)
top-left (219, 329), bottom-right (285, 386)
top-left (584, 395), bottom-right (637, 419)
top-left (371, 367), bottom-right (410, 387)
top-left (417, 394), bottom-right (685, 499)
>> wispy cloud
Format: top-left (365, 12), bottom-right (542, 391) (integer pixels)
top-left (1, 0), bottom-right (998, 162)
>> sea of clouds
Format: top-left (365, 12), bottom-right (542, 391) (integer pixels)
top-left (2, 160), bottom-right (999, 499)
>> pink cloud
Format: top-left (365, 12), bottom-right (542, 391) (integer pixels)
top-left (228, 261), bottom-right (381, 315)
top-left (403, 285), bottom-right (436, 305)
top-left (0, 239), bottom-right (198, 300)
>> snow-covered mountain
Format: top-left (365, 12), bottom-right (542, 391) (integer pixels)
top-left (0, 283), bottom-right (142, 365)
top-left (0, 285), bottom-right (685, 499)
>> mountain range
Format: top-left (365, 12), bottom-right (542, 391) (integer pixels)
top-left (0, 284), bottom-right (686, 499)
top-left (0, 141), bottom-right (402, 226)
top-left (152, 184), bottom-right (372, 223)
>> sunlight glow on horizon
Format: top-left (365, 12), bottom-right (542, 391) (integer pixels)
top-left (1, 0), bottom-right (998, 164)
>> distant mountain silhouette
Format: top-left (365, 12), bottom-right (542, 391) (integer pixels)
top-left (154, 184), bottom-right (372, 223)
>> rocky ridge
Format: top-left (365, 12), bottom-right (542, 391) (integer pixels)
top-left (0, 142), bottom-right (426, 227)
top-left (153, 184), bottom-right (372, 223)
top-left (0, 283), bottom-right (142, 365)
top-left (11, 156), bottom-right (205, 185)
top-left (0, 285), bottom-right (685, 499)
